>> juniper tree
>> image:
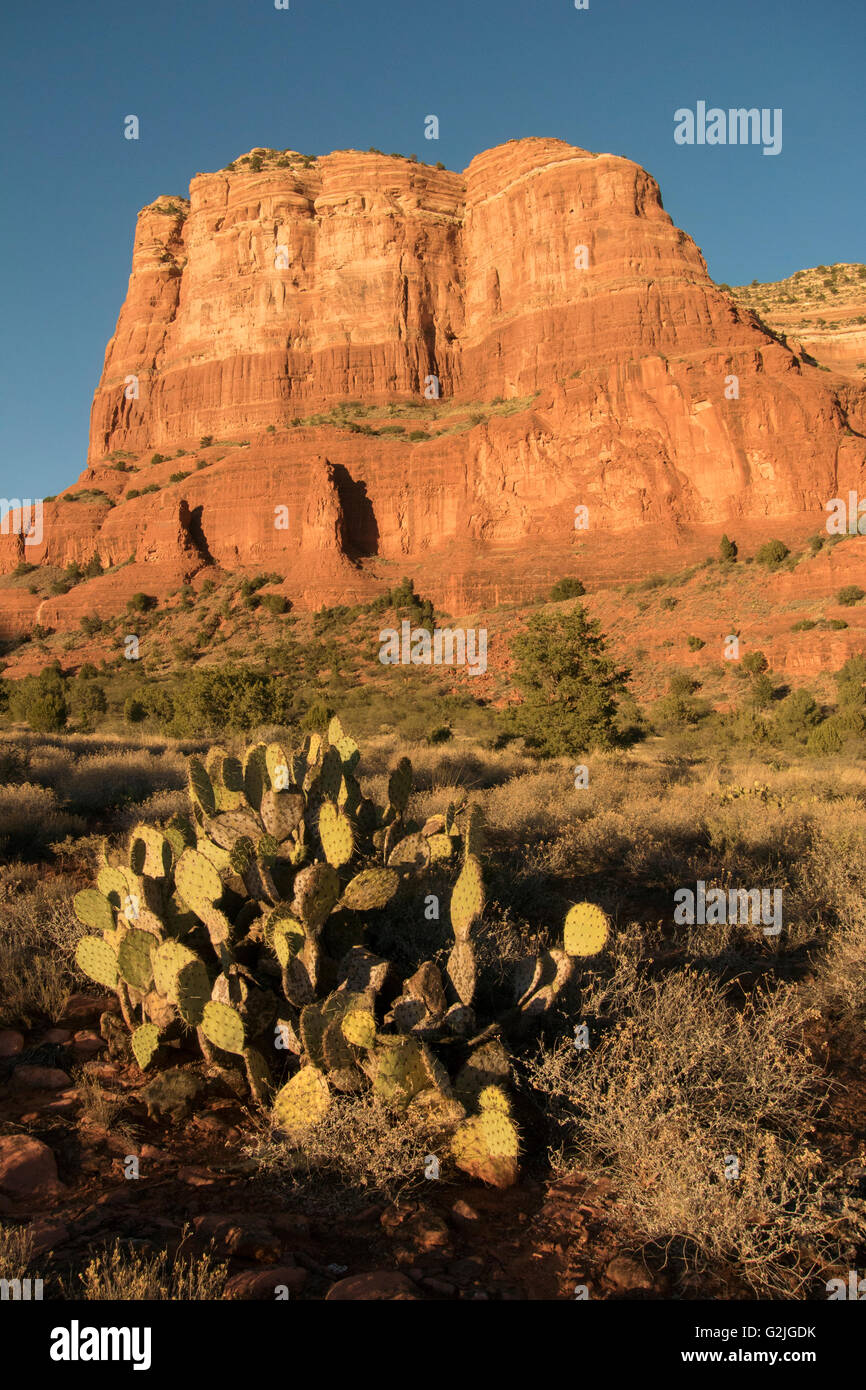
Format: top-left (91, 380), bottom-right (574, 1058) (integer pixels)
top-left (505, 605), bottom-right (628, 756)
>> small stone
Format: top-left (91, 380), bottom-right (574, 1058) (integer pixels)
top-left (192, 1215), bottom-right (281, 1263)
top-left (0, 1029), bottom-right (25, 1056)
top-left (0, 1136), bottom-right (62, 1199)
top-left (178, 1168), bottom-right (217, 1186)
top-left (71, 1031), bottom-right (105, 1060)
top-left (271, 1212), bottom-right (310, 1236)
top-left (421, 1276), bottom-right (456, 1296)
top-left (41, 1028), bottom-right (72, 1044)
top-left (325, 1271), bottom-right (420, 1301)
top-left (451, 1198), bottom-right (480, 1224)
top-left (408, 1213), bottom-right (451, 1252)
top-left (11, 1065), bottom-right (72, 1091)
top-left (225, 1266), bottom-right (307, 1299)
top-left (605, 1254), bottom-right (655, 1292)
top-left (57, 992), bottom-right (115, 1030)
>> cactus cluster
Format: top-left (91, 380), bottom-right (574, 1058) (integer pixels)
top-left (73, 715), bottom-right (610, 1188)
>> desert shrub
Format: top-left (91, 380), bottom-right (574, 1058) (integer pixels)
top-left (740, 650), bottom-right (769, 676)
top-left (836, 584), bottom-right (864, 607)
top-left (755, 539), bottom-right (790, 567)
top-left (169, 664), bottom-right (297, 736)
top-left (747, 672), bottom-right (776, 710)
top-left (686, 635), bottom-right (705, 651)
top-left (6, 667), bottom-right (69, 733)
top-left (654, 672), bottom-right (708, 728)
top-left (0, 871), bottom-right (84, 1020)
top-left (79, 614), bottom-right (104, 637)
top-left (718, 534), bottom-right (737, 562)
top-left (774, 688), bottom-right (823, 742)
top-left (149, 453), bottom-right (167, 466)
top-left (70, 681), bottom-right (107, 730)
top-left (124, 696), bottom-right (147, 724)
top-left (836, 655), bottom-right (866, 708)
top-left (504, 606), bottom-right (627, 757)
top-left (524, 937), bottom-right (833, 1294)
top-left (244, 1094), bottom-right (448, 1208)
top-left (127, 592), bottom-right (156, 613)
top-left (168, 470), bottom-right (190, 485)
top-left (805, 718), bottom-right (844, 756)
top-left (300, 697), bottom-right (333, 731)
top-left (260, 593), bottom-right (290, 616)
top-left (199, 435), bottom-right (214, 448)
top-left (549, 577), bottom-right (586, 602)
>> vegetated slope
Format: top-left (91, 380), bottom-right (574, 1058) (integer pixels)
top-left (730, 262), bottom-right (866, 379)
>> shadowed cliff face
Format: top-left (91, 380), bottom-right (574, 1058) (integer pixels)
top-left (3, 137), bottom-right (865, 623)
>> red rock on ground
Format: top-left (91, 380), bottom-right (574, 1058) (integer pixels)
top-left (0, 1135), bottom-right (62, 1199)
top-left (325, 1271), bottom-right (420, 1300)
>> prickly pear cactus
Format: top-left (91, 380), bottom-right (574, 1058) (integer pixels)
top-left (70, 716), bottom-right (610, 1190)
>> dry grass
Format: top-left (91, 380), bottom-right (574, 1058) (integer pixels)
top-left (0, 783), bottom-right (85, 858)
top-left (68, 1230), bottom-right (227, 1300)
top-left (0, 1223), bottom-right (38, 1283)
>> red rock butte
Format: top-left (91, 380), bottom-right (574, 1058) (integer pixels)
top-left (3, 136), bottom-right (865, 635)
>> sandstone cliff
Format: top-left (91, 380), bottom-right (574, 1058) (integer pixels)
top-left (3, 138), bottom-right (865, 629)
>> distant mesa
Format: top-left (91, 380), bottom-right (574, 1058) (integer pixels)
top-left (2, 138), bottom-right (865, 632)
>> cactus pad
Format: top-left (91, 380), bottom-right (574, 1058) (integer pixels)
top-left (318, 801), bottom-right (355, 867)
top-left (73, 889), bottom-right (115, 935)
top-left (75, 935), bottom-right (118, 990)
top-left (293, 862), bottom-right (340, 933)
top-left (341, 867), bottom-right (400, 912)
top-left (446, 940), bottom-right (478, 1007)
top-left (129, 826), bottom-right (173, 879)
top-left (188, 757), bottom-right (216, 817)
top-left (117, 928), bottom-right (156, 991)
top-left (387, 757), bottom-right (412, 814)
top-left (96, 866), bottom-right (128, 909)
top-left (261, 788), bottom-right (305, 842)
top-left (563, 902), bottom-right (611, 957)
top-left (387, 832), bottom-right (431, 870)
top-left (340, 1007), bottom-right (377, 1049)
top-left (451, 1107), bottom-right (520, 1188)
top-left (272, 1066), bottom-right (331, 1141)
top-left (131, 1023), bottom-right (161, 1070)
top-left (175, 848), bottom-right (223, 917)
top-left (201, 1001), bottom-right (246, 1055)
top-left (450, 855), bottom-right (485, 938)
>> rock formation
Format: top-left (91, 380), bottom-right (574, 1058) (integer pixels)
top-left (3, 137), bottom-right (865, 631)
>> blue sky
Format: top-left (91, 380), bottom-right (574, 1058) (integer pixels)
top-left (1, 0), bottom-right (863, 501)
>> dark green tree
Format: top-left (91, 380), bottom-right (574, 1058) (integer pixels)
top-left (505, 606), bottom-right (628, 756)
top-left (719, 534), bottom-right (738, 562)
